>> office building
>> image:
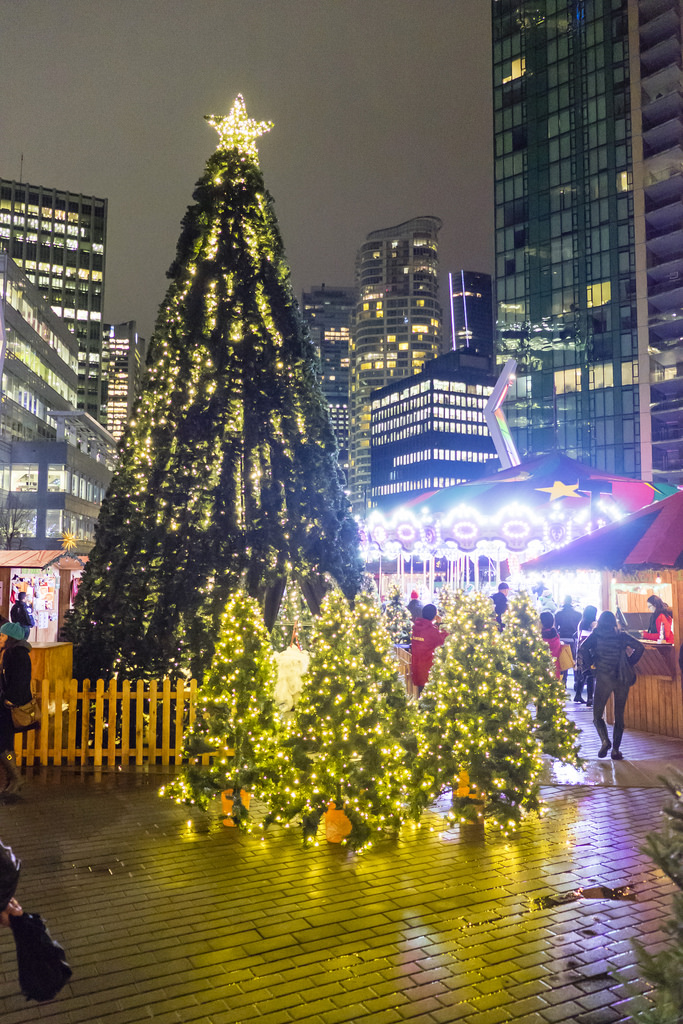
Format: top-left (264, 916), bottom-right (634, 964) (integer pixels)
top-left (103, 321), bottom-right (146, 442)
top-left (448, 270), bottom-right (494, 366)
top-left (0, 254), bottom-right (115, 551)
top-left (349, 216), bottom-right (443, 513)
top-left (370, 349), bottom-right (497, 505)
top-left (492, 0), bottom-right (678, 480)
top-left (0, 177), bottom-right (107, 422)
top-left (301, 285), bottom-right (354, 470)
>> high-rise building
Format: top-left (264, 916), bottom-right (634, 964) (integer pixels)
top-left (103, 321), bottom-right (146, 442)
top-left (0, 253), bottom-right (115, 550)
top-left (0, 177), bottom-right (107, 422)
top-left (370, 349), bottom-right (497, 506)
top-left (301, 285), bottom-right (354, 470)
top-left (448, 270), bottom-right (494, 367)
top-left (349, 216), bottom-right (443, 513)
top-left (492, 1), bottom-right (668, 480)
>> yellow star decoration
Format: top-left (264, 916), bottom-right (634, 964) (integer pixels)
top-left (61, 530), bottom-right (78, 552)
top-left (536, 480), bottom-right (581, 502)
top-left (205, 95), bottom-right (273, 159)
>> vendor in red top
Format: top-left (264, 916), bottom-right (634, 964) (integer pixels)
top-left (644, 594), bottom-right (674, 643)
top-left (411, 604), bottom-right (448, 695)
top-left (540, 611), bottom-right (563, 678)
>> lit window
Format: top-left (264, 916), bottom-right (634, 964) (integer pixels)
top-left (10, 464), bottom-right (39, 492)
top-left (554, 368), bottom-right (581, 394)
top-left (617, 171), bottom-right (631, 192)
top-left (502, 57), bottom-right (526, 83)
top-left (587, 281), bottom-right (611, 307)
top-left (47, 465), bottom-right (68, 492)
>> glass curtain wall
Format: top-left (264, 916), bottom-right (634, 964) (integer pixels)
top-left (493, 0), bottom-right (640, 474)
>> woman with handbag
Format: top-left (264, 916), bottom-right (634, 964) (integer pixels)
top-left (579, 611), bottom-right (644, 760)
top-left (0, 622), bottom-right (34, 794)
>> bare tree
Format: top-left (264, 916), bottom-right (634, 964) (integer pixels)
top-left (0, 496), bottom-right (35, 550)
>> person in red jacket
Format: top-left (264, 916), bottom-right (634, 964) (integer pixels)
top-left (411, 604), bottom-right (448, 695)
top-left (644, 595), bottom-right (674, 643)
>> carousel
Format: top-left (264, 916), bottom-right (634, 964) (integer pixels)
top-left (361, 452), bottom-right (675, 598)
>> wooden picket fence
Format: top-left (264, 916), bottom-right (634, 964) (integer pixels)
top-left (12, 677), bottom-right (210, 768)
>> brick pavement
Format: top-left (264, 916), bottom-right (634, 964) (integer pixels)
top-left (0, 701), bottom-right (679, 1024)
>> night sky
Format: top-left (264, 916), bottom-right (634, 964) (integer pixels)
top-left (2, 1), bottom-right (493, 341)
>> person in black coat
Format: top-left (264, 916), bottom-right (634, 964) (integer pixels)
top-left (10, 593), bottom-right (34, 641)
top-left (579, 610), bottom-right (644, 761)
top-left (491, 583), bottom-right (509, 630)
top-left (0, 622), bottom-right (33, 794)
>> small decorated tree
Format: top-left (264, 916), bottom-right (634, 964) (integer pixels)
top-left (264, 589), bottom-right (413, 851)
top-left (382, 583), bottom-right (413, 644)
top-left (633, 769), bottom-right (683, 1022)
top-left (354, 589), bottom-right (418, 755)
top-left (162, 592), bottom-right (279, 826)
top-left (504, 592), bottom-right (582, 767)
top-left (415, 591), bottom-right (544, 833)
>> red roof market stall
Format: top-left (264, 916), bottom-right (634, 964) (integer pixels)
top-left (523, 491), bottom-right (683, 738)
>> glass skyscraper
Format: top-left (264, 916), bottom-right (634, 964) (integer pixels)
top-left (349, 216), bottom-right (443, 514)
top-left (301, 285), bottom-right (354, 472)
top-left (492, 1), bottom-right (651, 478)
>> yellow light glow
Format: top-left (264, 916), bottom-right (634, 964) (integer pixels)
top-left (205, 95), bottom-right (273, 159)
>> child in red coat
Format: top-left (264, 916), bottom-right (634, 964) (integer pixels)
top-left (540, 611), bottom-right (562, 679)
top-left (411, 604), bottom-right (448, 695)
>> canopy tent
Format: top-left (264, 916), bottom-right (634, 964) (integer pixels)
top-left (400, 452), bottom-right (674, 517)
top-left (521, 490), bottom-right (683, 573)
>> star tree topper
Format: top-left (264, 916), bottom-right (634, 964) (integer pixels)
top-left (205, 95), bottom-right (273, 160)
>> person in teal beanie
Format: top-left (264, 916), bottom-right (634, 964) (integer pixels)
top-left (0, 622), bottom-right (33, 794)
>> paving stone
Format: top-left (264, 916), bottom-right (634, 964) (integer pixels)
top-left (0, 721), bottom-right (674, 1024)
top-left (538, 1001), bottom-right (587, 1022)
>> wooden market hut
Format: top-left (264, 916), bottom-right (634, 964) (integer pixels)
top-left (0, 549), bottom-right (87, 643)
top-left (523, 491), bottom-right (683, 738)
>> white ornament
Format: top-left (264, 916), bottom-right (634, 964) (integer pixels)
top-left (274, 645), bottom-right (310, 711)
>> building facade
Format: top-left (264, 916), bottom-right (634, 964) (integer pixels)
top-left (0, 177), bottom-right (107, 423)
top-left (301, 285), bottom-right (354, 471)
top-left (449, 270), bottom-right (494, 365)
top-left (103, 321), bottom-right (146, 442)
top-left (492, 0), bottom-right (660, 479)
top-left (370, 350), bottom-right (497, 506)
top-left (0, 254), bottom-right (115, 550)
top-left (349, 216), bottom-right (443, 513)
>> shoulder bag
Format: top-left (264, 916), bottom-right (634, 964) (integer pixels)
top-left (617, 647), bottom-right (637, 688)
top-left (5, 698), bottom-right (40, 731)
top-left (558, 644), bottom-right (575, 671)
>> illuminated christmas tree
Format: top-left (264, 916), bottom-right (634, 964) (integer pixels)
top-left (264, 589), bottom-right (413, 851)
top-left (161, 591), bottom-right (279, 825)
top-left (354, 589), bottom-right (418, 755)
top-left (415, 591), bottom-right (544, 832)
top-left (67, 96), bottom-right (361, 679)
top-left (382, 583), bottom-right (413, 644)
top-left (503, 593), bottom-right (582, 767)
